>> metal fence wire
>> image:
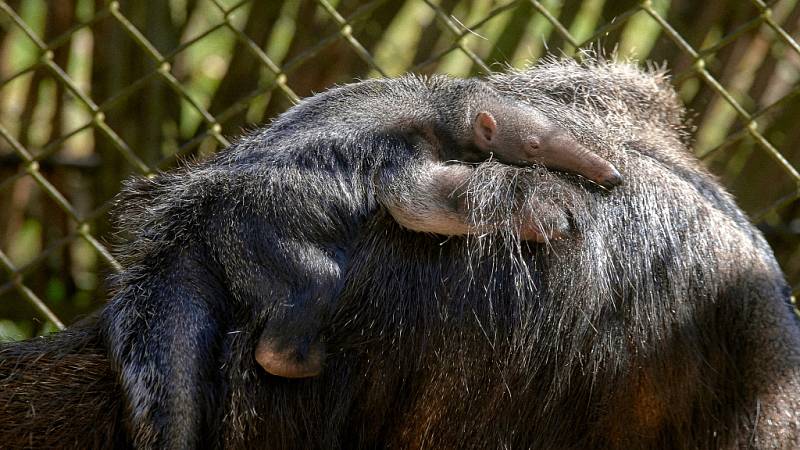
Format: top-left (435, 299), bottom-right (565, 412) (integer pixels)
top-left (0, 0), bottom-right (799, 338)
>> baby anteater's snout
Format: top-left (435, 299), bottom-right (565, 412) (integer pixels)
top-left (597, 165), bottom-right (623, 188)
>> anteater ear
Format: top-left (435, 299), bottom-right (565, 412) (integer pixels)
top-left (473, 111), bottom-right (497, 149)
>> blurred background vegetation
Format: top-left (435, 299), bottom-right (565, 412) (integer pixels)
top-left (0, 0), bottom-right (799, 340)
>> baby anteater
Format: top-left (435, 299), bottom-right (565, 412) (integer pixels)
top-left (255, 75), bottom-right (621, 380)
top-left (78, 73), bottom-right (621, 447)
top-left (380, 76), bottom-right (623, 188)
top-left (454, 83), bottom-right (622, 188)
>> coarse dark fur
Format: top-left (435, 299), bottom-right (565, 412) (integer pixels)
top-left (1, 54), bottom-right (799, 449)
top-left (245, 74), bottom-right (620, 380)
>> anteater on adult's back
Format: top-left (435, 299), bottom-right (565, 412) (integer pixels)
top-left (1, 55), bottom-right (799, 449)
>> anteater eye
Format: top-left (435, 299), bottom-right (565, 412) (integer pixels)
top-left (528, 136), bottom-right (540, 149)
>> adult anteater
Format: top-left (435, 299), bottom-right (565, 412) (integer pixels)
top-left (1, 55), bottom-right (798, 449)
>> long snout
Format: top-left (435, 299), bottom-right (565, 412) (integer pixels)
top-left (543, 132), bottom-right (622, 188)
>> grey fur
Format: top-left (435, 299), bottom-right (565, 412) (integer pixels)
top-left (0, 54), bottom-right (797, 449)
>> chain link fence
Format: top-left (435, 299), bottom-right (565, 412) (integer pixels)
top-left (0, 0), bottom-right (799, 339)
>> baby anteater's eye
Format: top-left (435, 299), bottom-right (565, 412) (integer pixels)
top-left (528, 136), bottom-right (540, 150)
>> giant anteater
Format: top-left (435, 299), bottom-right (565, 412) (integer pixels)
top-left (1, 55), bottom-right (798, 449)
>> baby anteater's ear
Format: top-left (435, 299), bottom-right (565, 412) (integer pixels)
top-left (473, 111), bottom-right (497, 150)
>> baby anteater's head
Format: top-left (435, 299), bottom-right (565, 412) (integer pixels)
top-left (471, 96), bottom-right (623, 188)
